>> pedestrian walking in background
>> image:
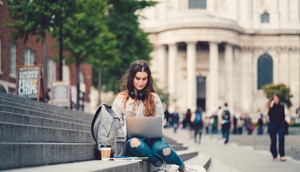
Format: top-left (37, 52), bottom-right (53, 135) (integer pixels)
top-left (191, 108), bottom-right (204, 144)
top-left (210, 109), bottom-right (219, 134)
top-left (257, 109), bottom-right (264, 135)
top-left (164, 107), bottom-right (171, 128)
top-left (233, 115), bottom-right (238, 134)
top-left (219, 103), bottom-right (233, 144)
top-left (204, 116), bottom-right (210, 135)
top-left (172, 108), bottom-right (180, 133)
top-left (245, 116), bottom-right (254, 135)
top-left (237, 116), bottom-right (244, 135)
top-left (184, 109), bottom-right (194, 138)
top-left (267, 95), bottom-right (286, 161)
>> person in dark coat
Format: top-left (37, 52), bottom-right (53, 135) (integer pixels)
top-left (267, 95), bottom-right (286, 161)
top-left (257, 112), bottom-right (264, 135)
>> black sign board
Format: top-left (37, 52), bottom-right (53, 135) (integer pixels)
top-left (17, 66), bottom-right (41, 100)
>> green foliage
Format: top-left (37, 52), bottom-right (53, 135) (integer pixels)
top-left (262, 83), bottom-right (293, 108)
top-left (153, 80), bottom-right (169, 106)
top-left (7, 0), bottom-right (74, 41)
top-left (54, 0), bottom-right (119, 66)
top-left (8, 0), bottom-right (157, 97)
top-left (99, 0), bottom-right (156, 93)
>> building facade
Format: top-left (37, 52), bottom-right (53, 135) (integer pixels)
top-left (140, 0), bottom-right (300, 116)
top-left (0, 1), bottom-right (92, 113)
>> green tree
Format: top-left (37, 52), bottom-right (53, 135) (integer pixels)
top-left (153, 80), bottom-right (169, 107)
top-left (7, 0), bottom-right (73, 99)
top-left (262, 83), bottom-right (293, 108)
top-left (100, 0), bottom-right (156, 93)
top-left (56, 0), bottom-right (119, 109)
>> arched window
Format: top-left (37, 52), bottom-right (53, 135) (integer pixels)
top-left (189, 0), bottom-right (206, 9)
top-left (261, 12), bottom-right (270, 23)
top-left (257, 54), bottom-right (273, 89)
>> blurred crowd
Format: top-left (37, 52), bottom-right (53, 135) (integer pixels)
top-left (163, 104), bottom-right (289, 139)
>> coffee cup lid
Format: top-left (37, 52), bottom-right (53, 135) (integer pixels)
top-left (100, 145), bottom-right (111, 148)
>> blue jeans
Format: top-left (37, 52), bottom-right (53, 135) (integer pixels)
top-left (268, 122), bottom-right (285, 158)
top-left (194, 123), bottom-right (203, 143)
top-left (126, 137), bottom-right (185, 170)
top-left (221, 123), bottom-right (230, 143)
top-left (211, 126), bottom-right (218, 134)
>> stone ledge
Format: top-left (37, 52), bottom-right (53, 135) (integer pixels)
top-left (0, 122), bottom-right (93, 142)
top-left (0, 93), bottom-right (91, 117)
top-left (4, 150), bottom-right (206, 172)
top-left (0, 105), bottom-right (90, 124)
top-left (0, 142), bottom-right (95, 170)
top-left (5, 160), bottom-right (149, 172)
top-left (0, 98), bottom-right (93, 119)
top-left (0, 111), bottom-right (90, 131)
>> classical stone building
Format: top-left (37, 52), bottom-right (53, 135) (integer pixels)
top-left (140, 0), bottom-right (300, 116)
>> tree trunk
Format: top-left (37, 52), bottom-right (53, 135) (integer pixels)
top-left (76, 61), bottom-right (80, 111)
top-left (97, 66), bottom-right (102, 106)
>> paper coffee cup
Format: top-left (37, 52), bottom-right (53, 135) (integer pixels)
top-left (100, 145), bottom-right (111, 161)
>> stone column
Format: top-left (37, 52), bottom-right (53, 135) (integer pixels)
top-left (240, 47), bottom-right (253, 112)
top-left (209, 42), bottom-right (219, 113)
top-left (225, 43), bottom-right (234, 111)
top-left (157, 45), bottom-right (167, 89)
top-left (273, 48), bottom-right (280, 84)
top-left (168, 43), bottom-right (177, 111)
top-left (207, 0), bottom-right (216, 14)
top-left (187, 41), bottom-right (197, 110)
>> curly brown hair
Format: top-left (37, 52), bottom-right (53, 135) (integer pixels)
top-left (119, 60), bottom-right (156, 117)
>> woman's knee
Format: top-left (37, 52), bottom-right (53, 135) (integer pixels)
top-left (128, 138), bottom-right (141, 148)
top-left (152, 142), bottom-right (171, 157)
top-left (153, 147), bottom-right (171, 157)
top-left (162, 148), bottom-right (171, 156)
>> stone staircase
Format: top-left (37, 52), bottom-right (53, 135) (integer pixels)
top-left (230, 134), bottom-right (300, 161)
top-left (0, 92), bottom-right (95, 170)
top-left (0, 92), bottom-right (200, 171)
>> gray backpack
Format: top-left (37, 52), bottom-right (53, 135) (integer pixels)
top-left (91, 104), bottom-right (126, 159)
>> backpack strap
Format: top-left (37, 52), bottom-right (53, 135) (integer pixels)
top-left (91, 104), bottom-right (112, 142)
top-left (91, 105), bottom-right (102, 142)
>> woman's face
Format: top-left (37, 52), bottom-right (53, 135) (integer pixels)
top-left (273, 96), bottom-right (280, 104)
top-left (133, 71), bottom-right (148, 91)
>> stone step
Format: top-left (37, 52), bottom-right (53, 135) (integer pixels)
top-left (0, 99), bottom-right (93, 121)
top-left (0, 93), bottom-right (91, 117)
top-left (184, 153), bottom-right (211, 171)
top-left (230, 135), bottom-right (300, 146)
top-left (0, 122), bottom-right (94, 143)
top-left (164, 137), bottom-right (187, 151)
top-left (167, 144), bottom-right (188, 151)
top-left (0, 105), bottom-right (91, 125)
top-left (3, 148), bottom-right (199, 172)
top-left (0, 111), bottom-right (90, 131)
top-left (175, 149), bottom-right (198, 162)
top-left (229, 135), bottom-right (300, 161)
top-left (164, 137), bottom-right (182, 143)
top-left (0, 142), bottom-right (95, 170)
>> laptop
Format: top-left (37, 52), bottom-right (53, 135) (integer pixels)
top-left (126, 117), bottom-right (163, 138)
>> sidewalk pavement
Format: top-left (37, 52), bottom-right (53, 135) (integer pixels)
top-left (164, 128), bottom-right (300, 172)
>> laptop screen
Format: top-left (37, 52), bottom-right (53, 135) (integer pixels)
top-left (126, 117), bottom-right (163, 138)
